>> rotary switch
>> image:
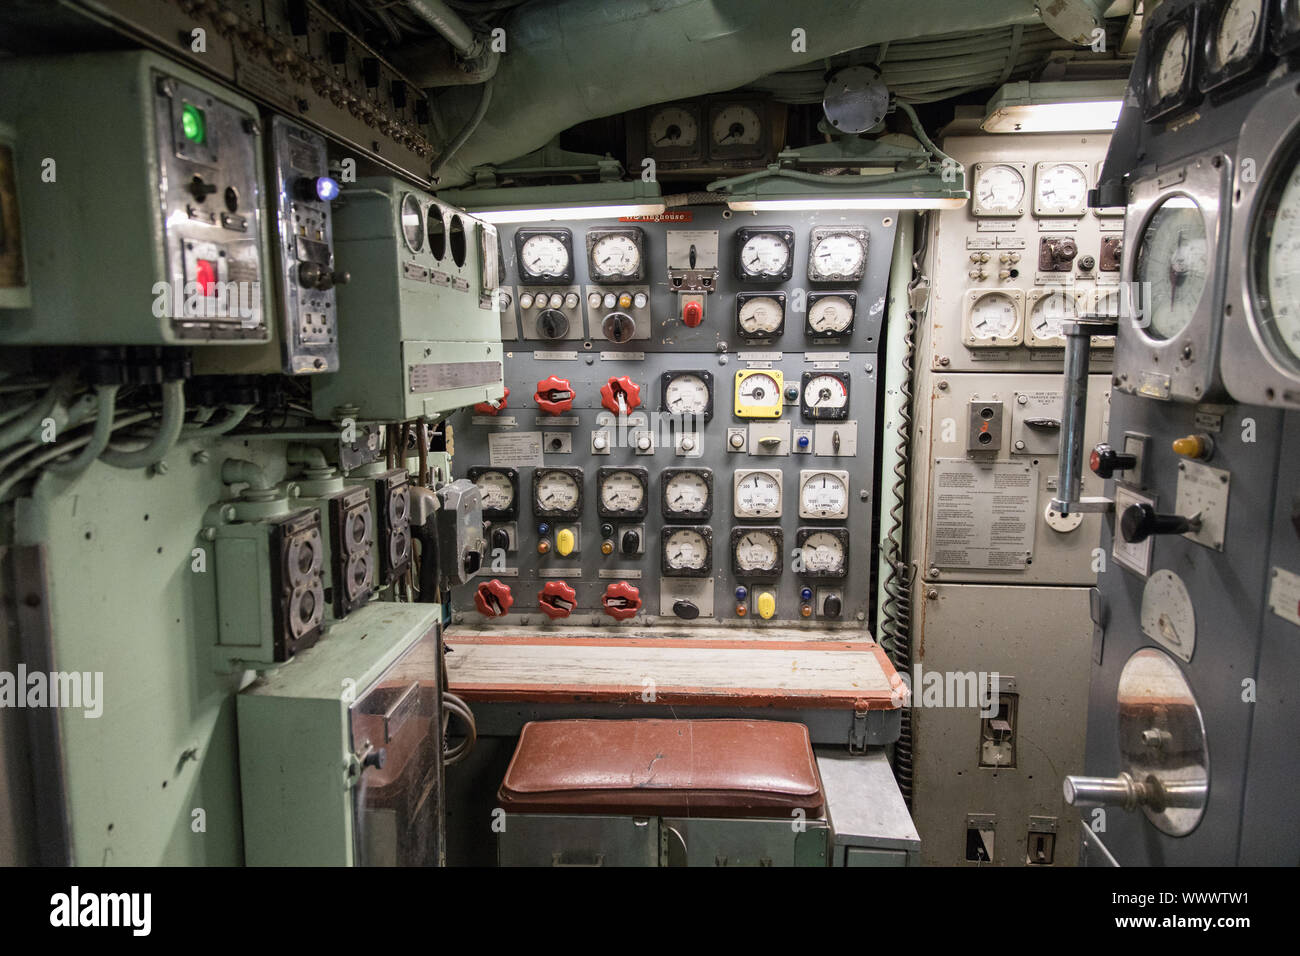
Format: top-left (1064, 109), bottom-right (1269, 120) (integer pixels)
top-left (473, 578), bottom-right (513, 617)
top-left (534, 375), bottom-right (574, 415)
top-left (602, 311), bottom-right (636, 343)
top-left (538, 580), bottom-right (577, 619)
top-left (601, 581), bottom-right (642, 620)
top-left (474, 386), bottom-right (509, 416)
top-left (599, 376), bottom-right (642, 415)
top-left (537, 309), bottom-right (569, 340)
top-left (1089, 442), bottom-right (1136, 479)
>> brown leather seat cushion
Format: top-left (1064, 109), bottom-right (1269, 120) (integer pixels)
top-left (498, 719), bottom-right (824, 818)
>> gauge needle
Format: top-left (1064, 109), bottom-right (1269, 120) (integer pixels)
top-left (1158, 613), bottom-right (1182, 647)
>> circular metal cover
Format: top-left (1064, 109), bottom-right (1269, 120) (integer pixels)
top-left (822, 65), bottom-right (888, 134)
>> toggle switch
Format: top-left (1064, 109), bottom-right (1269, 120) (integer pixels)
top-left (538, 581), bottom-right (576, 619)
top-left (473, 579), bottom-right (513, 617)
top-left (601, 581), bottom-right (641, 620)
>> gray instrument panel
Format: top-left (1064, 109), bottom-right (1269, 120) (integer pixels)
top-left (448, 208), bottom-right (894, 626)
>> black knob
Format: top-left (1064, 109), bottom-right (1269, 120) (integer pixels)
top-left (600, 523), bottom-right (615, 539)
top-left (1120, 503), bottom-right (1195, 544)
top-left (672, 599), bottom-right (700, 620)
top-left (1090, 443), bottom-right (1137, 479)
top-left (490, 528), bottom-right (510, 551)
top-left (463, 550), bottom-right (482, 575)
top-left (822, 594), bottom-right (842, 618)
top-left (362, 747), bottom-right (387, 770)
top-left (602, 311), bottom-right (635, 343)
top-left (621, 530), bottom-right (641, 555)
top-left (1078, 255), bottom-right (1096, 271)
top-left (538, 309), bottom-right (569, 339)
top-left (331, 269), bottom-right (350, 286)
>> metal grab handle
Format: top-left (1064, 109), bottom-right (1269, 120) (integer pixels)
top-left (1051, 317), bottom-right (1119, 517)
top-left (1064, 772), bottom-right (1208, 812)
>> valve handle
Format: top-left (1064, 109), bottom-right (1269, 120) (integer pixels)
top-left (474, 386), bottom-right (510, 416)
top-left (534, 375), bottom-right (575, 415)
top-left (601, 581), bottom-right (642, 621)
top-left (599, 375), bottom-right (641, 415)
top-left (473, 578), bottom-right (514, 617)
top-left (538, 580), bottom-right (577, 619)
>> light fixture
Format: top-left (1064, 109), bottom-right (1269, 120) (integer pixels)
top-left (712, 167), bottom-right (969, 212)
top-left (982, 80), bottom-right (1127, 133)
top-left (436, 179), bottom-right (666, 223)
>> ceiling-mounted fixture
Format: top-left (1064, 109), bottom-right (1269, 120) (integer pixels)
top-left (982, 80), bottom-right (1127, 133)
top-left (822, 65), bottom-right (890, 135)
top-left (436, 180), bottom-right (666, 223)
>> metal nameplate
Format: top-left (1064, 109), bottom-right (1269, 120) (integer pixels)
top-left (408, 360), bottom-right (501, 393)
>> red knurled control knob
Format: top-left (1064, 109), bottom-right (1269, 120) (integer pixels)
top-left (474, 386), bottom-right (509, 416)
top-left (599, 375), bottom-right (642, 415)
top-left (538, 580), bottom-right (577, 619)
top-left (682, 300), bottom-right (703, 327)
top-left (534, 375), bottom-right (574, 415)
top-left (601, 581), bottom-right (642, 621)
top-left (474, 579), bottom-right (513, 617)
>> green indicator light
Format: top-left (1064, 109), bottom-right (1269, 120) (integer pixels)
top-left (181, 104), bottom-right (206, 144)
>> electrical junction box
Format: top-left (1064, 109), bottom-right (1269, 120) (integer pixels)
top-left (0, 51), bottom-right (271, 345)
top-left (312, 177), bottom-right (504, 422)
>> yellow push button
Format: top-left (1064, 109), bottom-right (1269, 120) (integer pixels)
top-left (1172, 434), bottom-right (1211, 459)
top-left (556, 527), bottom-right (576, 556)
top-left (756, 591), bottom-right (776, 620)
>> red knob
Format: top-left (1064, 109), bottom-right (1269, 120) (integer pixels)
top-left (682, 300), bottom-right (703, 327)
top-left (538, 580), bottom-right (577, 619)
top-left (601, 581), bottom-right (642, 621)
top-left (474, 386), bottom-right (509, 416)
top-left (599, 375), bottom-right (642, 415)
top-left (474, 579), bottom-right (514, 617)
top-left (534, 375), bottom-right (574, 415)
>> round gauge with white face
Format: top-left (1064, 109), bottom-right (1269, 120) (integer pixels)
top-left (807, 295), bottom-right (855, 335)
top-left (648, 106), bottom-right (699, 149)
top-left (799, 471), bottom-right (849, 519)
top-left (734, 370), bottom-right (783, 416)
top-left (733, 529), bottom-right (781, 575)
top-left (737, 295), bottom-right (785, 337)
top-left (597, 469), bottom-right (647, 516)
top-left (740, 233), bottom-right (790, 278)
top-left (662, 469), bottom-right (711, 519)
top-left (1034, 163), bottom-right (1089, 215)
top-left (400, 193), bottom-right (424, 252)
top-left (1140, 568), bottom-right (1196, 662)
top-left (799, 530), bottom-right (847, 576)
top-left (1155, 23), bottom-right (1191, 100)
top-left (712, 104), bottom-right (762, 146)
top-left (532, 468), bottom-right (581, 517)
top-left (589, 233), bottom-right (641, 279)
top-left (662, 372), bottom-right (712, 418)
top-left (663, 527), bottom-right (709, 574)
top-left (1211, 0), bottom-right (1263, 71)
top-left (475, 470), bottom-right (515, 512)
top-left (734, 470), bottom-right (782, 518)
top-left (519, 234), bottom-right (570, 279)
top-left (809, 232), bottom-right (866, 280)
top-left (968, 291), bottom-right (1020, 341)
top-left (1254, 154), bottom-right (1300, 371)
top-left (973, 163), bottom-right (1026, 215)
top-left (1029, 291), bottom-right (1079, 342)
top-left (1134, 197), bottom-right (1208, 341)
top-left (801, 373), bottom-right (850, 418)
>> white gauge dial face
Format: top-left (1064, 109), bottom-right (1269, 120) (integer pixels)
top-left (648, 106), bottom-right (699, 148)
top-left (803, 374), bottom-right (849, 412)
top-left (740, 234), bottom-right (790, 277)
top-left (534, 471), bottom-right (579, 511)
top-left (734, 530), bottom-right (780, 572)
top-left (1035, 163), bottom-right (1088, 212)
top-left (975, 164), bottom-right (1025, 212)
top-left (664, 529), bottom-right (707, 570)
top-left (712, 104), bottom-right (762, 146)
top-left (800, 472), bottom-right (848, 517)
top-left (1030, 292), bottom-right (1078, 340)
top-left (1135, 198), bottom-right (1208, 340)
top-left (1213, 0), bottom-right (1263, 70)
top-left (1259, 156), bottom-right (1300, 369)
top-left (599, 471), bottom-right (644, 511)
top-left (735, 472), bottom-right (781, 517)
top-left (590, 234), bottom-right (641, 277)
top-left (400, 193), bottom-right (424, 252)
top-left (475, 472), bottom-right (514, 510)
top-left (665, 472), bottom-right (709, 514)
top-left (800, 531), bottom-right (846, 574)
top-left (738, 296), bottom-right (784, 334)
top-left (1140, 569), bottom-right (1196, 661)
top-left (664, 374), bottom-right (710, 415)
top-left (1156, 24), bottom-right (1191, 99)
top-left (811, 234), bottom-right (865, 278)
top-left (969, 293), bottom-right (1019, 339)
top-left (520, 235), bottom-right (569, 277)
top-left (808, 295), bottom-right (853, 333)
top-left (737, 372), bottom-right (781, 409)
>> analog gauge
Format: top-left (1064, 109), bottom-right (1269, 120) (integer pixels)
top-left (737, 294), bottom-right (785, 338)
top-left (1029, 291), bottom-right (1079, 342)
top-left (797, 529), bottom-right (848, 577)
top-left (587, 230), bottom-right (643, 281)
top-left (532, 468), bottom-right (582, 518)
top-left (1210, 0), bottom-right (1263, 71)
top-left (967, 291), bottom-right (1021, 342)
top-left (661, 371), bottom-right (713, 421)
top-left (973, 163), bottom-right (1026, 215)
top-left (801, 371), bottom-right (850, 421)
top-left (732, 528), bottom-right (782, 577)
top-left (1253, 153), bottom-right (1300, 371)
top-left (735, 228), bottom-right (794, 281)
top-left (662, 468), bottom-right (712, 520)
top-left (1134, 197), bottom-right (1208, 341)
top-left (648, 105), bottom-right (700, 150)
top-left (474, 470), bottom-right (515, 512)
top-left (712, 103), bottom-right (762, 147)
top-left (662, 527), bottom-right (710, 576)
top-left (1140, 568), bottom-right (1196, 662)
top-left (1155, 23), bottom-right (1191, 100)
top-left (734, 470), bottom-right (782, 518)
top-left (519, 234), bottom-right (569, 278)
top-left (1034, 163), bottom-right (1089, 216)
top-left (806, 293), bottom-right (855, 337)
top-left (596, 467), bottom-right (648, 518)
top-left (733, 369), bottom-right (783, 418)
top-left (798, 470), bottom-right (849, 519)
top-left (808, 230), bottom-right (867, 281)
top-left (400, 193), bottom-right (424, 253)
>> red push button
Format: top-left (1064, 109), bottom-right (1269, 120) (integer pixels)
top-left (682, 300), bottom-right (703, 327)
top-left (534, 375), bottom-right (574, 415)
top-left (538, 580), bottom-right (577, 619)
top-left (601, 581), bottom-right (642, 621)
top-left (599, 375), bottom-right (641, 415)
top-left (195, 258), bottom-right (218, 297)
top-left (474, 386), bottom-right (509, 416)
top-left (474, 579), bottom-right (514, 617)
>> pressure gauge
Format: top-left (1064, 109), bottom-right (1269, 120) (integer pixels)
top-left (730, 527), bottom-right (783, 578)
top-left (647, 104), bottom-right (701, 154)
top-left (1207, 0), bottom-right (1265, 73)
top-left (661, 526), bottom-right (712, 577)
top-left (515, 228), bottom-right (574, 283)
top-left (735, 227), bottom-right (795, 282)
top-left (733, 369), bottom-right (784, 418)
top-left (805, 292), bottom-right (856, 338)
top-left (1033, 162), bottom-right (1089, 217)
top-left (709, 100), bottom-right (766, 159)
top-left (971, 162), bottom-right (1027, 217)
top-left (795, 528), bottom-right (849, 578)
top-left (733, 469), bottom-right (783, 518)
top-left (1134, 197), bottom-right (1209, 341)
top-left (661, 468), bottom-right (713, 521)
top-left (468, 466), bottom-right (519, 519)
top-left (596, 467), bottom-right (649, 519)
top-left (1253, 152), bottom-right (1300, 372)
top-left (807, 228), bottom-right (868, 282)
top-left (1140, 568), bottom-right (1196, 662)
top-left (1027, 289), bottom-right (1080, 346)
top-left (1143, 8), bottom-right (1200, 121)
top-left (964, 289), bottom-right (1023, 346)
top-left (798, 470), bottom-right (850, 519)
top-left (800, 371), bottom-right (851, 421)
top-left (1155, 24), bottom-right (1192, 99)
top-left (586, 227), bottom-right (646, 283)
top-left (736, 293), bottom-right (786, 339)
top-left (660, 370), bottom-right (714, 422)
top-left (400, 193), bottom-right (424, 253)
top-left (531, 467), bottom-right (583, 519)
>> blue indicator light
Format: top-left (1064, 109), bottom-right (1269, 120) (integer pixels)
top-left (734, 586), bottom-right (748, 601)
top-left (800, 587), bottom-right (813, 602)
top-left (315, 176), bottom-right (341, 201)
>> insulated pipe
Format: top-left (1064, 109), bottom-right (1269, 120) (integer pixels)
top-left (221, 458), bottom-right (274, 494)
top-left (0, 371), bottom-right (76, 450)
top-left (99, 380), bottom-right (186, 470)
top-left (45, 385), bottom-right (120, 477)
top-left (404, 0), bottom-right (482, 57)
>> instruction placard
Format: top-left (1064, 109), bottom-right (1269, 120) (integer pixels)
top-left (488, 430), bottom-right (544, 468)
top-left (930, 459), bottom-right (1037, 570)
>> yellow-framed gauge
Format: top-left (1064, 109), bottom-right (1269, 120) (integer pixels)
top-left (733, 368), bottom-right (784, 418)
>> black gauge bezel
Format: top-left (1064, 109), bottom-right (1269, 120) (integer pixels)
top-left (514, 227), bottom-right (575, 284)
top-left (645, 102), bottom-right (705, 163)
top-left (734, 226), bottom-right (795, 283)
top-left (804, 292), bottom-right (857, 340)
top-left (730, 526), bottom-right (784, 579)
top-left (660, 524), bottom-right (713, 578)
top-left (1201, 0), bottom-right (1273, 92)
top-left (735, 291), bottom-right (787, 340)
top-left (531, 466), bottom-right (584, 519)
top-left (807, 226), bottom-right (870, 282)
top-left (659, 369), bottom-right (714, 423)
top-left (595, 466), bottom-right (650, 519)
top-left (800, 370), bottom-right (851, 421)
top-left (467, 466), bottom-right (519, 520)
top-left (706, 98), bottom-right (770, 161)
top-left (1142, 3), bottom-right (1202, 122)
top-left (795, 527), bottom-right (850, 579)
top-left (585, 226), bottom-right (647, 283)
top-left (1274, 0), bottom-right (1300, 54)
top-left (660, 468), bottom-right (714, 522)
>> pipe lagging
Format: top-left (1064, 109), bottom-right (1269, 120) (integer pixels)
top-left (99, 380), bottom-right (186, 470)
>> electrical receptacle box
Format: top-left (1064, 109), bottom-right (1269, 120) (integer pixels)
top-left (967, 400), bottom-right (1004, 452)
top-left (367, 468), bottom-right (413, 586)
top-left (979, 691), bottom-right (1018, 768)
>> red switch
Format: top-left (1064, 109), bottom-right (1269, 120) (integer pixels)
top-left (601, 581), bottom-right (642, 621)
top-left (682, 300), bottom-right (703, 327)
top-left (538, 580), bottom-right (577, 619)
top-left (599, 375), bottom-right (642, 415)
top-left (474, 386), bottom-right (509, 416)
top-left (534, 375), bottom-right (574, 415)
top-left (195, 258), bottom-right (219, 298)
top-left (473, 579), bottom-right (514, 617)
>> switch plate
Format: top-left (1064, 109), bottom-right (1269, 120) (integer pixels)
top-left (1175, 459), bottom-right (1231, 551)
top-left (747, 421), bottom-right (792, 456)
top-left (813, 421), bottom-right (857, 456)
top-left (967, 400), bottom-right (1004, 452)
top-left (659, 578), bottom-right (714, 618)
top-left (1011, 391), bottom-right (1062, 455)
